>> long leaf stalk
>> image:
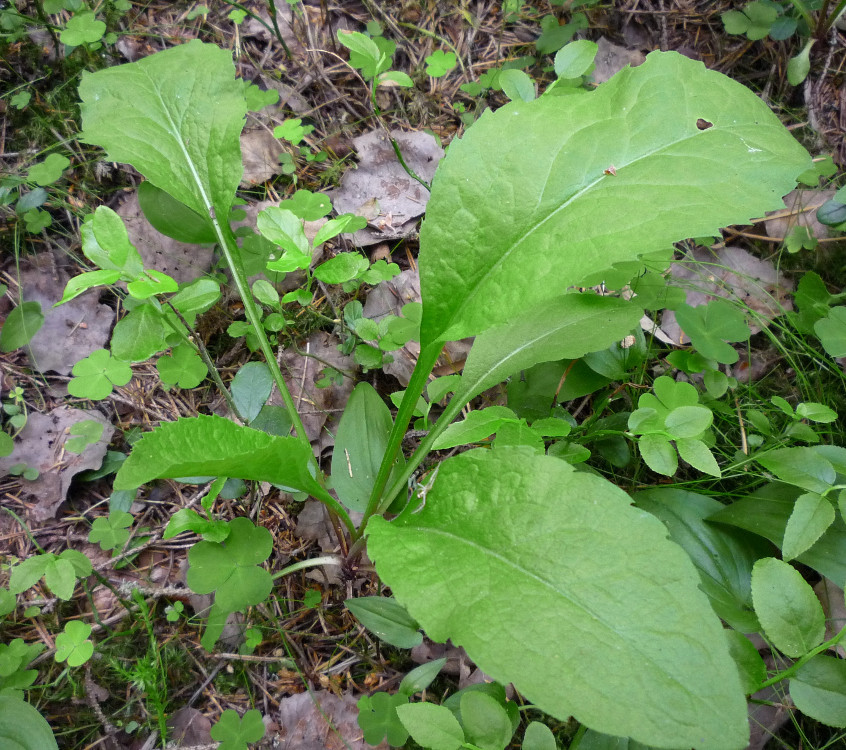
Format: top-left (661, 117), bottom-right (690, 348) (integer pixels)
top-left (356, 341), bottom-right (443, 538)
top-left (211, 224), bottom-right (358, 538)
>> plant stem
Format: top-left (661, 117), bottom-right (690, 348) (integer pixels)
top-left (786, 0), bottom-right (815, 31)
top-left (753, 623), bottom-right (846, 692)
top-left (822, 0), bottom-right (846, 31)
top-left (271, 555), bottom-right (341, 580)
top-left (213, 222), bottom-right (309, 447)
top-left (356, 341), bottom-right (443, 537)
top-left (221, 0), bottom-right (291, 58)
top-left (164, 300), bottom-right (244, 422)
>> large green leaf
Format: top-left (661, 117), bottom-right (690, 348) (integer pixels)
top-left (634, 488), bottom-right (769, 633)
top-left (0, 696), bottom-right (58, 750)
top-left (79, 40), bottom-right (246, 220)
top-left (114, 415), bottom-right (322, 496)
top-left (367, 449), bottom-right (748, 748)
top-left (418, 50), bottom-right (810, 345)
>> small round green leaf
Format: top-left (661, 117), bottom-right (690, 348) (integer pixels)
top-left (790, 654), bottom-right (846, 727)
top-left (396, 702), bottom-right (464, 750)
top-left (345, 596), bottom-right (422, 648)
top-left (751, 557), bottom-right (825, 657)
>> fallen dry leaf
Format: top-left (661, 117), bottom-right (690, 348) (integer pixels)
top-left (660, 245), bottom-right (793, 345)
top-left (240, 127), bottom-right (286, 187)
top-left (117, 190), bottom-right (215, 285)
top-left (592, 36), bottom-right (646, 85)
top-left (167, 706), bottom-right (213, 747)
top-left (0, 406), bottom-right (114, 521)
top-left (18, 253), bottom-right (113, 375)
top-left (330, 129), bottom-right (443, 247)
top-left (277, 331), bottom-right (356, 454)
top-left (276, 690), bottom-right (386, 750)
top-left (763, 188), bottom-right (837, 241)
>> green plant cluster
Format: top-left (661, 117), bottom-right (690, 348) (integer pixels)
top-left (4, 16), bottom-right (846, 750)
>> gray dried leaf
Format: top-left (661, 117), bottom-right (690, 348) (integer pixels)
top-left (764, 188), bottom-right (836, 241)
top-left (277, 331), bottom-right (356, 450)
top-left (240, 127), bottom-right (286, 187)
top-left (0, 406), bottom-right (113, 521)
top-left (592, 36), bottom-right (645, 85)
top-left (330, 129), bottom-right (443, 246)
top-left (277, 690), bottom-right (385, 750)
top-left (19, 254), bottom-right (113, 375)
top-left (117, 190), bottom-right (214, 285)
top-left (660, 245), bottom-right (793, 345)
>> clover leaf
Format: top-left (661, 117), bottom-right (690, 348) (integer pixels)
top-left (156, 345), bottom-right (208, 389)
top-left (186, 517), bottom-right (272, 613)
top-left (65, 420), bottom-right (104, 454)
top-left (27, 154), bottom-right (70, 186)
top-left (210, 708), bottom-right (265, 750)
top-left (23, 209), bottom-right (51, 232)
top-left (425, 49), bottom-right (457, 77)
top-left (814, 307), bottom-right (846, 358)
top-left (9, 550), bottom-right (91, 600)
top-left (54, 621), bottom-right (93, 667)
top-left (60, 11), bottom-right (106, 46)
top-left (68, 349), bottom-right (133, 400)
top-left (674, 300), bottom-right (751, 364)
top-left (273, 118), bottom-right (313, 147)
top-left (88, 511), bottom-right (133, 552)
top-left (10, 91), bottom-right (30, 109)
top-left (357, 692), bottom-right (409, 747)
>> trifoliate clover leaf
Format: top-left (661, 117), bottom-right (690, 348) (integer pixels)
top-left (785, 225), bottom-right (817, 253)
top-left (227, 8), bottom-right (247, 24)
top-left (65, 419), bottom-right (104, 453)
top-left (674, 300), bottom-right (750, 364)
top-left (186, 4), bottom-right (209, 19)
top-left (27, 154), bottom-right (71, 186)
top-left (10, 91), bottom-right (31, 109)
top-left (60, 11), bottom-right (106, 46)
top-left (425, 49), bottom-right (457, 77)
top-left (23, 209), bottom-right (51, 232)
top-left (244, 83), bottom-right (278, 112)
top-left (281, 189), bottom-right (332, 220)
top-left (357, 692), bottom-right (409, 747)
top-left (68, 349), bottom-right (133, 400)
top-left (273, 118), bottom-right (313, 147)
top-left (54, 620), bottom-right (93, 667)
top-left (88, 511), bottom-right (133, 551)
top-left (361, 259), bottom-right (400, 285)
top-left (186, 517), bottom-right (272, 613)
top-left (156, 345), bottom-right (208, 389)
top-left (210, 708), bottom-right (265, 750)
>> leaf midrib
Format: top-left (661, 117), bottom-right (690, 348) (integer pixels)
top-left (401, 523), bottom-right (691, 694)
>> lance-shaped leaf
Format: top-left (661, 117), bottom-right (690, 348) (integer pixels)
top-left (366, 449), bottom-right (749, 748)
top-left (418, 50), bottom-right (810, 345)
top-left (114, 415), bottom-right (322, 496)
top-left (79, 40), bottom-right (246, 220)
top-left (452, 293), bottom-right (641, 408)
top-left (332, 383), bottom-right (401, 512)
